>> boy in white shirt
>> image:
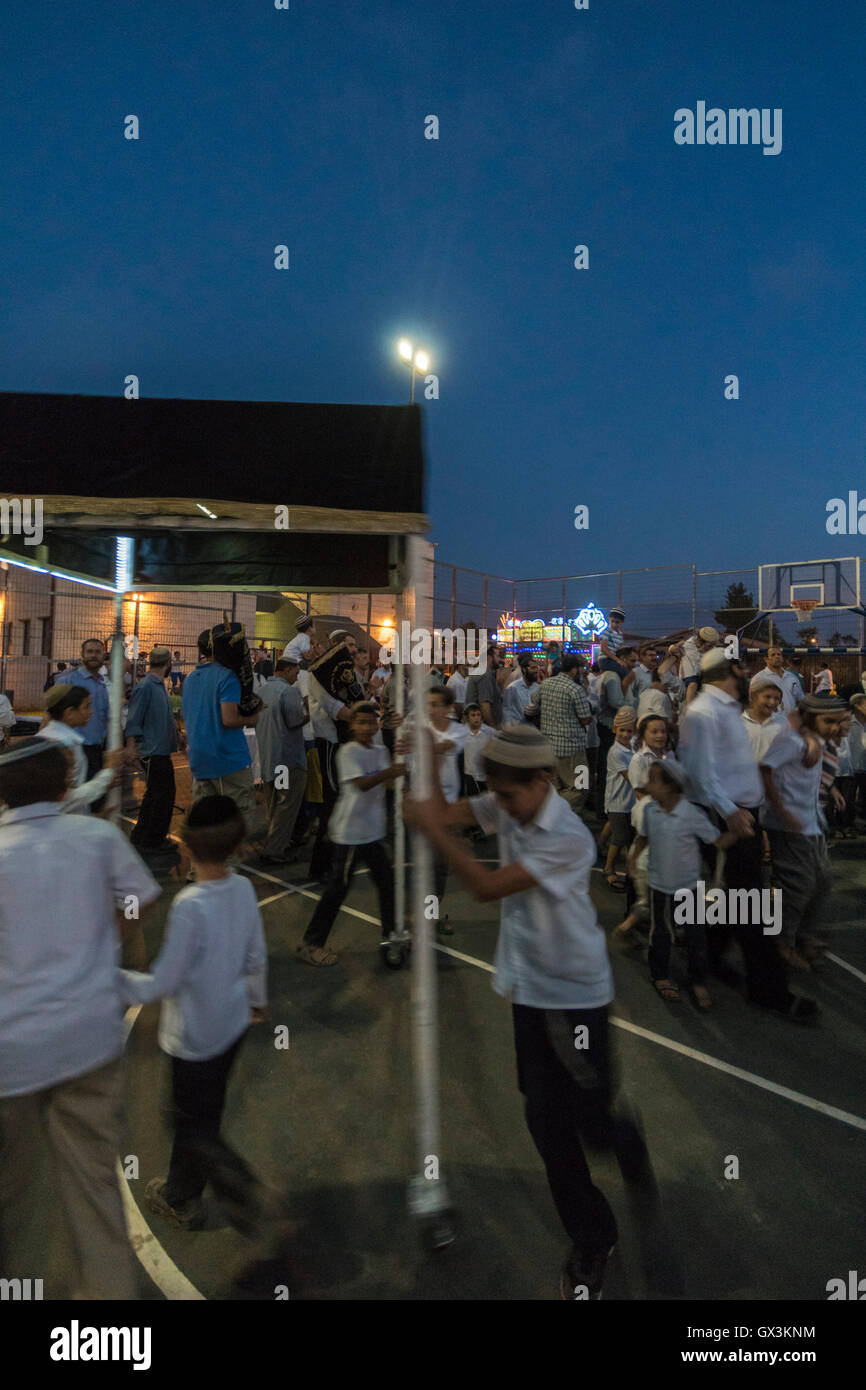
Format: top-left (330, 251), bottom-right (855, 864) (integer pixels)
top-left (298, 702), bottom-right (406, 965)
top-left (119, 795), bottom-right (269, 1234)
top-left (603, 707), bottom-right (636, 889)
top-left (628, 760), bottom-right (735, 1010)
top-left (406, 724), bottom-right (656, 1302)
top-left (614, 718), bottom-right (679, 944)
top-left (462, 703), bottom-right (495, 796)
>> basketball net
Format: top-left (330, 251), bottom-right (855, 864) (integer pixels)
top-left (791, 599), bottom-right (820, 626)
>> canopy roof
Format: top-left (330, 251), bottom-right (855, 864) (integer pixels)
top-left (0, 391), bottom-right (426, 591)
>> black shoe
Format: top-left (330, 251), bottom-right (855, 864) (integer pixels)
top-left (751, 993), bottom-right (820, 1024)
top-left (560, 1244), bottom-right (615, 1301)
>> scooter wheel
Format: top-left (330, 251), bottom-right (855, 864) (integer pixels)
top-left (420, 1209), bottom-right (457, 1251)
top-left (381, 941), bottom-right (408, 970)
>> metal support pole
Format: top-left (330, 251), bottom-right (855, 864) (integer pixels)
top-left (0, 563), bottom-right (8, 695)
top-left (366, 591), bottom-right (372, 649)
top-left (47, 575), bottom-right (57, 689)
top-left (108, 538), bottom-right (134, 824)
top-left (691, 567), bottom-right (697, 632)
top-left (561, 579), bottom-right (567, 643)
top-left (406, 533), bottom-right (454, 1247)
top-left (482, 574), bottom-right (488, 636)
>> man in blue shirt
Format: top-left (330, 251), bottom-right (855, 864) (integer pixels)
top-left (182, 629), bottom-right (262, 838)
top-left (125, 647), bottom-right (178, 854)
top-left (64, 638), bottom-right (111, 778)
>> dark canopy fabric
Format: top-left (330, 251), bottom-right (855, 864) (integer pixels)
top-left (0, 391), bottom-right (424, 590)
top-left (0, 527), bottom-right (397, 590)
top-left (0, 391), bottom-right (424, 513)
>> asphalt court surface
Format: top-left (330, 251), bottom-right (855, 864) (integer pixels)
top-left (19, 759), bottom-right (866, 1300)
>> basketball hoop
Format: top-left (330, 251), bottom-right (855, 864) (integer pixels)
top-left (791, 599), bottom-right (820, 625)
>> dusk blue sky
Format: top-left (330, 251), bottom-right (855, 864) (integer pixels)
top-left (1, 1), bottom-right (864, 585)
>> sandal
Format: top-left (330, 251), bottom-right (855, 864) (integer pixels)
top-left (654, 979), bottom-right (680, 1001)
top-left (605, 875), bottom-right (627, 892)
top-left (295, 944), bottom-right (339, 967)
top-left (691, 984), bottom-right (712, 1010)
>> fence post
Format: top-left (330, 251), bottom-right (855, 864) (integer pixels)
top-left (366, 591), bottom-right (372, 648)
top-left (450, 566), bottom-right (456, 632)
top-left (482, 574), bottom-right (488, 635)
top-left (691, 567), bottom-right (697, 632)
top-left (0, 564), bottom-right (8, 694)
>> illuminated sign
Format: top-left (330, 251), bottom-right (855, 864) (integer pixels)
top-left (574, 602), bottom-right (608, 638)
top-left (494, 608), bottom-right (608, 646)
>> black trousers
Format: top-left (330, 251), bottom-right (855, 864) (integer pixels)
top-left (513, 1003), bottom-right (653, 1258)
top-left (84, 742), bottom-right (105, 778)
top-left (648, 888), bottom-right (707, 984)
top-left (303, 839), bottom-right (395, 948)
top-left (165, 1033), bottom-right (263, 1232)
top-left (309, 738), bottom-right (340, 880)
top-left (854, 771), bottom-right (866, 821)
top-left (130, 754), bottom-right (176, 848)
top-left (702, 806), bottom-right (790, 1009)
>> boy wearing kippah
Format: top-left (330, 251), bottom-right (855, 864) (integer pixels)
top-left (119, 795), bottom-right (269, 1233)
top-left (406, 724), bottom-right (656, 1301)
top-left (628, 761), bottom-right (735, 1009)
top-left (298, 702), bottom-right (406, 966)
top-left (41, 683), bottom-right (119, 813)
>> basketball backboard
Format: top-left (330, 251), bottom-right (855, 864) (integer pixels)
top-left (758, 556), bottom-right (860, 612)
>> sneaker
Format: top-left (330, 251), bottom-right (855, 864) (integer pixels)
top-left (145, 1176), bottom-right (206, 1230)
top-left (559, 1244), bottom-right (615, 1301)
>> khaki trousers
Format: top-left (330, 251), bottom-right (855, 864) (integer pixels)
top-left (192, 765), bottom-right (263, 839)
top-left (554, 751), bottom-right (589, 814)
top-left (0, 1058), bottom-right (138, 1299)
top-left (261, 767), bottom-right (307, 859)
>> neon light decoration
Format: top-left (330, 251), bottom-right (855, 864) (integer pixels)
top-left (574, 603), bottom-right (608, 638)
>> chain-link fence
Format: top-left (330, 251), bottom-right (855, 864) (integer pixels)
top-left (4, 557), bottom-right (865, 713)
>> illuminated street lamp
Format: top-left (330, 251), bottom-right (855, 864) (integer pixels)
top-left (397, 339), bottom-right (431, 404)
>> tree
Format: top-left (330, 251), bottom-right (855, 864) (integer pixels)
top-left (714, 582), bottom-right (760, 636)
top-left (828, 631), bottom-right (858, 646)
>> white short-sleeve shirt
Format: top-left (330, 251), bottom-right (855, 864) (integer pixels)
top-left (605, 741), bottom-right (635, 813)
top-left (759, 727), bottom-right (824, 837)
top-left (642, 797), bottom-right (719, 893)
top-left (470, 786), bottom-right (614, 1009)
top-left (329, 741), bottom-right (390, 844)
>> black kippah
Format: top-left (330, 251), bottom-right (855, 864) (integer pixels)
top-left (186, 795), bottom-right (240, 828)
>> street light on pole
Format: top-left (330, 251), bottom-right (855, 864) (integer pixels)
top-left (397, 339), bottom-right (431, 404)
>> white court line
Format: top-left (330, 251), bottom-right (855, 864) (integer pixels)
top-left (431, 945), bottom-right (866, 1134)
top-left (825, 952), bottom-right (866, 986)
top-left (119, 1007), bottom-right (205, 1300)
top-left (119, 835), bottom-right (866, 1299)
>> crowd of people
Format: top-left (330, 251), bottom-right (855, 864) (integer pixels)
top-left (1, 607), bottom-right (863, 1301)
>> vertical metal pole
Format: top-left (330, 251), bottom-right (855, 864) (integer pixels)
top-left (366, 591), bottom-right (372, 650)
top-left (482, 574), bottom-right (488, 637)
top-left (407, 533), bottom-right (452, 1240)
top-left (46, 575), bottom-right (57, 689)
top-left (691, 566), bottom-right (697, 632)
top-left (0, 563), bottom-right (8, 694)
top-left (108, 538), bottom-right (134, 824)
top-left (561, 579), bottom-right (567, 644)
top-left (392, 587), bottom-right (406, 940)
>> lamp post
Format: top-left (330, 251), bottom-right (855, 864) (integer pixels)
top-left (397, 339), bottom-right (431, 405)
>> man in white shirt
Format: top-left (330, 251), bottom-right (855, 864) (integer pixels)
top-left (678, 648), bottom-right (817, 1021)
top-left (406, 724), bottom-right (655, 1302)
top-left (281, 615), bottom-right (315, 666)
top-left (502, 654), bottom-right (539, 724)
top-left (813, 664), bottom-right (834, 694)
top-left (0, 691), bottom-right (14, 748)
top-left (847, 693), bottom-right (866, 824)
top-left (760, 696), bottom-right (845, 969)
top-left (678, 626), bottom-right (719, 706)
top-left (446, 663), bottom-right (469, 718)
top-left (0, 737), bottom-right (161, 1299)
top-left (762, 646), bottom-right (801, 713)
